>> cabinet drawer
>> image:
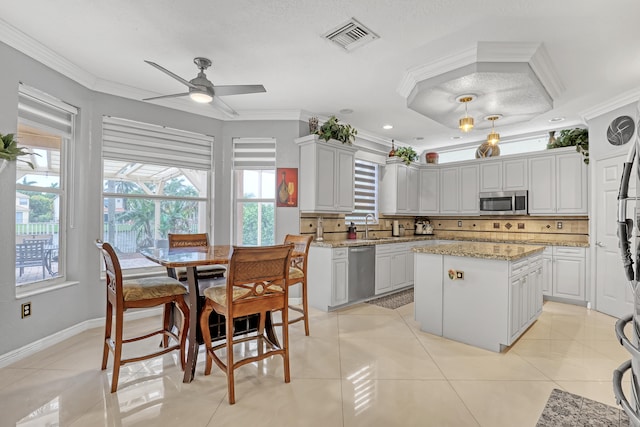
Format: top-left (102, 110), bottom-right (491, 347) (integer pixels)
top-left (511, 258), bottom-right (528, 277)
top-left (333, 248), bottom-right (348, 259)
top-left (553, 246), bottom-right (585, 257)
top-left (376, 242), bottom-right (405, 255)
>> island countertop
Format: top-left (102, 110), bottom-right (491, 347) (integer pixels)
top-left (412, 241), bottom-right (545, 261)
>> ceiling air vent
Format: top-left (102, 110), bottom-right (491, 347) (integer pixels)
top-left (324, 18), bottom-right (378, 51)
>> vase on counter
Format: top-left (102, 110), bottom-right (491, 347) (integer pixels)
top-left (308, 117), bottom-right (319, 134)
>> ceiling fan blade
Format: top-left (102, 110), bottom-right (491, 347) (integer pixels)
top-left (212, 96), bottom-right (239, 117)
top-left (144, 60), bottom-right (197, 89)
top-left (143, 92), bottom-right (190, 101)
top-left (212, 84), bottom-right (266, 96)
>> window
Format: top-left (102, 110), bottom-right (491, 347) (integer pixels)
top-left (437, 134), bottom-right (549, 164)
top-left (15, 85), bottom-right (77, 288)
top-left (345, 160), bottom-right (378, 224)
top-left (232, 138), bottom-right (276, 246)
top-left (102, 117), bottom-right (213, 271)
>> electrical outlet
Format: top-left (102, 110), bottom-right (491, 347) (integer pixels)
top-left (557, 221), bottom-right (563, 229)
top-left (457, 220), bottom-right (462, 227)
top-left (456, 271), bottom-right (464, 280)
top-left (21, 302), bottom-right (31, 319)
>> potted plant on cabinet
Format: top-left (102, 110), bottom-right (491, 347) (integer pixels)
top-left (394, 146), bottom-right (418, 165)
top-left (0, 133), bottom-right (37, 172)
top-left (315, 115), bottom-right (358, 144)
top-left (547, 128), bottom-right (589, 164)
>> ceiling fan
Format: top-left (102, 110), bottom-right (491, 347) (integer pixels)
top-left (143, 57), bottom-right (266, 117)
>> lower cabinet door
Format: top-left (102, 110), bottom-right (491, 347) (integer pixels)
top-left (331, 258), bottom-right (348, 306)
top-left (553, 256), bottom-right (586, 300)
top-left (375, 253), bottom-right (392, 295)
top-left (509, 275), bottom-right (523, 342)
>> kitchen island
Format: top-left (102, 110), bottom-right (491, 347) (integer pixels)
top-left (413, 242), bottom-right (545, 352)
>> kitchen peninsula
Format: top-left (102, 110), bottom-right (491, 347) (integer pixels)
top-left (414, 242), bottom-right (545, 352)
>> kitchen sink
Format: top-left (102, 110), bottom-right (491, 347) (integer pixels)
top-left (363, 237), bottom-right (399, 241)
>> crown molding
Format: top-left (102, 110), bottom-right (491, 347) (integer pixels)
top-left (581, 88), bottom-right (640, 121)
top-left (396, 46), bottom-right (478, 98)
top-left (397, 42), bottom-right (564, 101)
top-left (0, 18), bottom-right (97, 89)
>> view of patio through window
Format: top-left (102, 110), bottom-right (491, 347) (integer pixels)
top-left (101, 117), bottom-right (213, 270)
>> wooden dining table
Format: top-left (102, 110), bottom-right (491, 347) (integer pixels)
top-left (140, 245), bottom-right (279, 383)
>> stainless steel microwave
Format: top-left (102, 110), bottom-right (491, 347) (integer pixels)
top-left (479, 190), bottom-right (528, 215)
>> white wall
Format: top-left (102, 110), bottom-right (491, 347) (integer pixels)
top-left (0, 41), bottom-right (305, 357)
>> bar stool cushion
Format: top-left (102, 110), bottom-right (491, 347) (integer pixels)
top-left (203, 281), bottom-right (284, 306)
top-left (288, 266), bottom-right (304, 280)
top-left (122, 277), bottom-right (188, 302)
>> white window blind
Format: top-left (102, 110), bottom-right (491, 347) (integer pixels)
top-left (102, 117), bottom-right (213, 169)
top-left (18, 85), bottom-right (77, 137)
top-left (232, 138), bottom-right (276, 169)
top-left (346, 160), bottom-right (377, 223)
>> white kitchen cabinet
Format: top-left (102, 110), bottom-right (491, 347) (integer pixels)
top-left (296, 135), bottom-right (357, 213)
top-left (541, 247), bottom-right (553, 296)
top-left (541, 246), bottom-right (586, 302)
top-left (438, 164), bottom-right (478, 215)
top-left (528, 149), bottom-right (587, 215)
top-left (439, 167), bottom-right (459, 214)
top-left (379, 158), bottom-right (419, 215)
top-left (307, 246), bottom-right (349, 310)
top-left (552, 246), bottom-right (586, 301)
top-left (419, 167), bottom-right (439, 214)
top-left (503, 158), bottom-right (528, 191)
top-left (480, 158), bottom-right (527, 193)
top-left (459, 164), bottom-right (479, 214)
top-left (375, 243), bottom-right (409, 294)
top-left (508, 254), bottom-right (542, 343)
top-left (480, 161), bottom-right (502, 192)
top-left (509, 274), bottom-right (524, 343)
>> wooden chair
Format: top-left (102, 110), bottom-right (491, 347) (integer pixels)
top-left (283, 234), bottom-right (313, 335)
top-left (167, 233), bottom-right (227, 281)
top-left (199, 244), bottom-right (293, 404)
top-left (95, 240), bottom-right (189, 393)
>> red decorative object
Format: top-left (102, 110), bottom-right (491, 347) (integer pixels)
top-left (425, 152), bottom-right (439, 164)
top-left (276, 168), bottom-right (298, 207)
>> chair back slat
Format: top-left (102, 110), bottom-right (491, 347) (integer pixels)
top-left (284, 234), bottom-right (312, 274)
top-left (168, 233), bottom-right (209, 248)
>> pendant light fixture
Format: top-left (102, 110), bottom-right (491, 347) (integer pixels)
top-left (457, 94), bottom-right (476, 132)
top-left (486, 115), bottom-right (502, 145)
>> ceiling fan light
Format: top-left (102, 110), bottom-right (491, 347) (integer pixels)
top-left (459, 116), bottom-right (474, 132)
top-left (487, 131), bottom-right (500, 145)
top-left (190, 91), bottom-right (213, 103)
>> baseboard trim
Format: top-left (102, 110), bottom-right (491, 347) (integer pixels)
top-left (0, 307), bottom-right (162, 368)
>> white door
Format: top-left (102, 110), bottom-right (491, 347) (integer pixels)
top-left (595, 155), bottom-right (635, 318)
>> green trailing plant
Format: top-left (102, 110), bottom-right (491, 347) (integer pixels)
top-left (547, 128), bottom-right (589, 164)
top-left (0, 133), bottom-right (37, 169)
top-left (315, 115), bottom-right (357, 144)
top-left (394, 146), bottom-right (418, 165)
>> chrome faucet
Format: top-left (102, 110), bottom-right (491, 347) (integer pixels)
top-left (364, 214), bottom-right (375, 239)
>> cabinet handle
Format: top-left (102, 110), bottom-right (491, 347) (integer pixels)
top-left (595, 241), bottom-right (605, 248)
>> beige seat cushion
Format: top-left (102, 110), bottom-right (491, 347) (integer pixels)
top-left (204, 283), bottom-right (284, 307)
top-left (288, 266), bottom-right (304, 281)
top-left (122, 276), bottom-right (188, 302)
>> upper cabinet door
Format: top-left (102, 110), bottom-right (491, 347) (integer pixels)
top-left (503, 158), bottom-right (528, 191)
top-left (419, 168), bottom-right (439, 214)
top-left (459, 164), bottom-right (479, 214)
top-left (315, 144), bottom-right (338, 211)
top-left (336, 148), bottom-right (355, 212)
top-left (528, 156), bottom-right (555, 214)
top-left (406, 166), bottom-right (420, 213)
top-left (480, 162), bottom-right (502, 193)
top-left (556, 153), bottom-right (588, 214)
top-left (439, 167), bottom-right (460, 213)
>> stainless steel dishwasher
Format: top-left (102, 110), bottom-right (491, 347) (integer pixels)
top-left (348, 245), bottom-right (376, 302)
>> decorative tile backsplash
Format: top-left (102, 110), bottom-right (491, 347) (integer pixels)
top-left (300, 214), bottom-right (589, 245)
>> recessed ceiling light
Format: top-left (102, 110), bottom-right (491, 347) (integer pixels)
top-left (415, 137), bottom-right (424, 141)
top-left (451, 136), bottom-right (462, 140)
top-left (549, 117), bottom-right (565, 123)
top-left (383, 124), bottom-right (393, 130)
top-left (339, 108), bottom-right (354, 114)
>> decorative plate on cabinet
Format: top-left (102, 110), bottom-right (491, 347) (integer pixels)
top-left (607, 115), bottom-right (635, 146)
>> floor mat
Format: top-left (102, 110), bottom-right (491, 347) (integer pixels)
top-left (365, 289), bottom-right (413, 310)
top-left (536, 388), bottom-right (629, 426)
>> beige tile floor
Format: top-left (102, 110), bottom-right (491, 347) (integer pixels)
top-left (0, 300), bottom-right (632, 427)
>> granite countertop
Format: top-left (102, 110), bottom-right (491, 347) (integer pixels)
top-left (310, 234), bottom-right (588, 248)
top-left (311, 235), bottom-right (438, 248)
top-left (412, 242), bottom-right (546, 261)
